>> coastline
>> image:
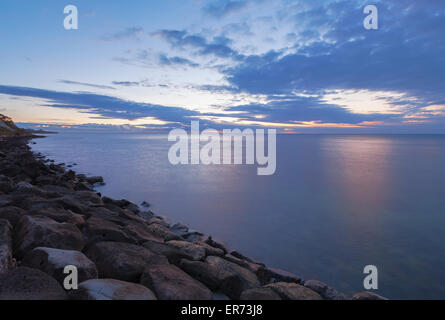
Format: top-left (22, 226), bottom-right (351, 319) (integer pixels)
top-left (0, 136), bottom-right (386, 300)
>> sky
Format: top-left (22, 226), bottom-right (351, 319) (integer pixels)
top-left (0, 0), bottom-right (444, 133)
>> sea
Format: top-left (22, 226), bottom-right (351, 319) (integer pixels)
top-left (31, 133), bottom-right (445, 299)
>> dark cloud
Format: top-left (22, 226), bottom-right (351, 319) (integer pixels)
top-left (0, 85), bottom-right (197, 123)
top-left (225, 0), bottom-right (445, 107)
top-left (158, 54), bottom-right (199, 67)
top-left (153, 30), bottom-right (244, 60)
top-left (111, 81), bottom-right (140, 87)
top-left (204, 0), bottom-right (247, 18)
top-left (101, 27), bottom-right (144, 41)
top-left (59, 80), bottom-right (115, 90)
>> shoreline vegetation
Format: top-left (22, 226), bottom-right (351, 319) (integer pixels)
top-left (0, 116), bottom-right (386, 300)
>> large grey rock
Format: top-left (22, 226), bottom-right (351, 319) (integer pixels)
top-left (240, 287), bottom-right (282, 300)
top-left (85, 241), bottom-right (168, 282)
top-left (258, 267), bottom-right (301, 284)
top-left (266, 282), bottom-right (323, 300)
top-left (0, 219), bottom-right (13, 274)
top-left (146, 223), bottom-right (182, 241)
top-left (0, 206), bottom-right (27, 227)
top-left (167, 240), bottom-right (224, 261)
top-left (141, 264), bottom-right (212, 300)
top-left (225, 254), bottom-right (265, 276)
top-left (31, 207), bottom-right (85, 227)
top-left (179, 259), bottom-right (234, 292)
top-left (0, 267), bottom-right (67, 300)
top-left (352, 291), bottom-right (388, 300)
top-left (166, 240), bottom-right (207, 261)
top-left (23, 247), bottom-right (98, 285)
top-left (170, 222), bottom-right (189, 237)
top-left (142, 240), bottom-right (193, 265)
top-left (205, 256), bottom-right (261, 299)
top-left (70, 279), bottom-right (157, 300)
top-left (83, 216), bottom-right (135, 245)
top-left (304, 280), bottom-right (348, 300)
top-left (14, 215), bottom-right (84, 258)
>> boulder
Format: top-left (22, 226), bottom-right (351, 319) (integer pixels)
top-left (0, 267), bottom-right (67, 300)
top-left (85, 241), bottom-right (168, 282)
top-left (142, 240), bottom-right (193, 265)
top-left (23, 247), bottom-right (98, 285)
top-left (85, 176), bottom-right (104, 185)
top-left (303, 280), bottom-right (348, 300)
top-left (0, 219), bottom-right (13, 273)
top-left (166, 240), bottom-right (207, 261)
top-left (140, 264), bottom-right (212, 300)
top-left (258, 267), bottom-right (301, 284)
top-left (183, 230), bottom-right (206, 242)
top-left (266, 282), bottom-right (323, 300)
top-left (0, 206), bottom-right (27, 227)
top-left (352, 291), bottom-right (388, 300)
top-left (240, 287), bottom-right (282, 300)
top-left (31, 207), bottom-right (85, 227)
top-left (179, 259), bottom-right (235, 291)
top-left (83, 216), bottom-right (135, 245)
top-left (225, 254), bottom-right (265, 276)
top-left (70, 279), bottom-right (157, 300)
top-left (146, 223), bottom-right (182, 241)
top-left (0, 194), bottom-right (12, 208)
top-left (170, 222), bottom-right (189, 237)
top-left (205, 256), bottom-right (261, 299)
top-left (14, 215), bottom-right (84, 258)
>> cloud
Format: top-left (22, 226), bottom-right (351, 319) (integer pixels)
top-left (158, 54), bottom-right (199, 67)
top-left (153, 30), bottom-right (244, 60)
top-left (223, 0), bottom-right (445, 115)
top-left (0, 85), bottom-right (197, 123)
top-left (111, 81), bottom-right (140, 87)
top-left (59, 80), bottom-right (115, 90)
top-left (204, 0), bottom-right (248, 18)
top-left (101, 27), bottom-right (144, 41)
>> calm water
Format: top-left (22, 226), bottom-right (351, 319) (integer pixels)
top-left (31, 133), bottom-right (445, 299)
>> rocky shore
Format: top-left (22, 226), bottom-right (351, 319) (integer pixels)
top-left (0, 136), bottom-right (387, 300)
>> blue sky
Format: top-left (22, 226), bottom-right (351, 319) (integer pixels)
top-left (0, 0), bottom-right (444, 133)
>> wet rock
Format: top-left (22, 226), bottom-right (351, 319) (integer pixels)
top-left (14, 215), bottom-right (84, 258)
top-left (70, 279), bottom-right (157, 300)
top-left (140, 264), bottom-right (212, 300)
top-left (85, 176), bottom-right (104, 185)
top-left (304, 280), bottom-right (348, 300)
top-left (0, 267), bottom-right (67, 300)
top-left (352, 292), bottom-right (388, 300)
top-left (205, 236), bottom-right (229, 254)
top-left (23, 247), bottom-right (98, 285)
top-left (166, 240), bottom-right (206, 261)
top-left (85, 241), bottom-right (168, 282)
top-left (83, 216), bottom-right (134, 245)
top-left (225, 254), bottom-right (265, 276)
top-left (0, 206), bottom-right (27, 227)
top-left (142, 240), bottom-right (193, 265)
top-left (183, 230), bottom-right (207, 242)
top-left (31, 207), bottom-right (85, 228)
top-left (0, 219), bottom-right (13, 274)
top-left (170, 222), bottom-right (189, 237)
top-left (240, 287), bottom-right (282, 300)
top-left (123, 221), bottom-right (164, 244)
top-left (140, 201), bottom-right (150, 208)
top-left (147, 223), bottom-right (182, 241)
top-left (179, 259), bottom-right (235, 292)
top-left (266, 282), bottom-right (322, 300)
top-left (205, 256), bottom-right (261, 299)
top-left (0, 194), bottom-right (12, 208)
top-left (259, 267), bottom-right (301, 284)
top-left (138, 210), bottom-right (154, 223)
